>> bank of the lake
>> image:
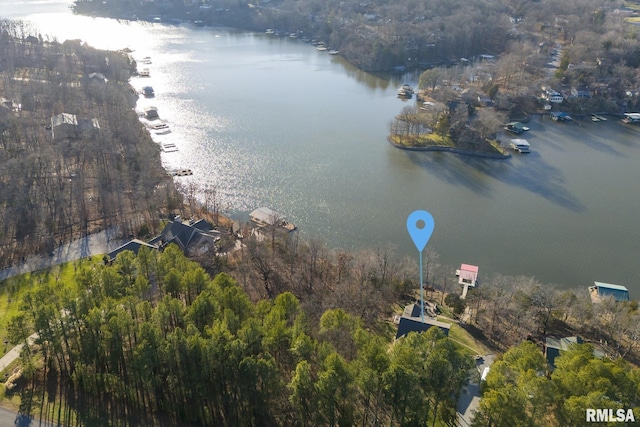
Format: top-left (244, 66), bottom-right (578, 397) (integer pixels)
top-left (388, 136), bottom-right (511, 159)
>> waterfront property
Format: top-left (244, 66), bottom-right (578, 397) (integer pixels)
top-left (107, 239), bottom-right (158, 262)
top-left (250, 207), bottom-right (297, 231)
top-left (144, 106), bottom-right (159, 119)
top-left (589, 281), bottom-right (630, 303)
top-left (622, 113), bottom-right (640, 124)
top-left (509, 139), bottom-right (531, 153)
top-left (51, 113), bottom-right (78, 140)
top-left (544, 335), bottom-right (604, 370)
top-left (544, 336), bottom-right (583, 369)
top-left (394, 303), bottom-right (451, 339)
top-left (550, 111), bottom-right (573, 121)
top-left (148, 219), bottom-right (221, 255)
top-left (457, 264), bottom-right (479, 286)
top-left (457, 264), bottom-right (479, 299)
top-left (504, 121), bottom-right (529, 134)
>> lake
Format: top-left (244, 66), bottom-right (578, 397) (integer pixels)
top-left (2, 0), bottom-right (640, 293)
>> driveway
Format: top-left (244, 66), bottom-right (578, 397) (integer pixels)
top-left (0, 228), bottom-right (124, 282)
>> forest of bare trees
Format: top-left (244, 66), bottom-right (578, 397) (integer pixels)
top-left (0, 22), bottom-right (182, 269)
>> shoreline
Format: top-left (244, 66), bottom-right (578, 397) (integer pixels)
top-left (387, 138), bottom-right (512, 159)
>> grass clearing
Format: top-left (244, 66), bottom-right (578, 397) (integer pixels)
top-left (0, 256), bottom-right (103, 349)
top-left (449, 323), bottom-right (491, 356)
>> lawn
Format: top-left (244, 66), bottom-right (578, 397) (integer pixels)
top-left (448, 323), bottom-right (491, 357)
top-left (0, 256), bottom-right (103, 354)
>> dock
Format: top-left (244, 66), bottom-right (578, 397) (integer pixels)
top-left (456, 264), bottom-right (479, 299)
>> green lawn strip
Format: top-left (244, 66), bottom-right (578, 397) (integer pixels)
top-left (448, 323), bottom-right (491, 356)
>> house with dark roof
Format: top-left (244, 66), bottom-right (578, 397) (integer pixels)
top-left (544, 336), bottom-right (583, 369)
top-left (87, 72), bottom-right (108, 84)
top-left (107, 239), bottom-right (158, 262)
top-left (51, 113), bottom-right (78, 140)
top-left (544, 336), bottom-right (604, 370)
top-left (394, 303), bottom-right (451, 340)
top-left (148, 219), bottom-right (221, 255)
top-left (78, 118), bottom-right (100, 137)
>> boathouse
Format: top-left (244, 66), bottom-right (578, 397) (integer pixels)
top-left (589, 281), bottom-right (630, 303)
top-left (250, 207), bottom-right (297, 231)
top-left (457, 264), bottom-right (479, 287)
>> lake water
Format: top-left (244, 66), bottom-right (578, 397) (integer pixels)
top-left (2, 0), bottom-right (640, 292)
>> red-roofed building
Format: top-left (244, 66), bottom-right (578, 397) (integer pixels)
top-left (457, 264), bottom-right (479, 287)
top-left (457, 264), bottom-right (479, 299)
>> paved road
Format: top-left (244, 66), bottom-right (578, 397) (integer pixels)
top-left (0, 230), bottom-right (125, 427)
top-left (0, 228), bottom-right (124, 282)
top-left (0, 335), bottom-right (38, 374)
top-left (457, 354), bottom-right (495, 427)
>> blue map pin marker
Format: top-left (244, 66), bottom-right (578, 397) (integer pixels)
top-left (407, 210), bottom-right (434, 253)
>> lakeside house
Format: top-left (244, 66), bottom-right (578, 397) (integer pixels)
top-left (51, 113), bottom-right (78, 140)
top-left (87, 72), bottom-right (108, 85)
top-left (394, 303), bottom-right (451, 339)
top-left (544, 336), bottom-right (604, 370)
top-left (589, 281), bottom-right (630, 303)
top-left (148, 219), bottom-right (221, 256)
top-left (107, 218), bottom-right (223, 262)
top-left (107, 239), bottom-right (158, 262)
top-left (78, 118), bottom-right (100, 138)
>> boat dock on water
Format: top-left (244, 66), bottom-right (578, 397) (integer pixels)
top-left (509, 139), bottom-right (530, 153)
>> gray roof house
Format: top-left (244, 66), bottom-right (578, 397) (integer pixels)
top-left (394, 303), bottom-right (451, 340)
top-left (78, 118), bottom-right (100, 137)
top-left (148, 219), bottom-right (221, 255)
top-left (51, 113), bottom-right (78, 140)
top-left (544, 336), bottom-right (604, 370)
top-left (107, 239), bottom-right (158, 262)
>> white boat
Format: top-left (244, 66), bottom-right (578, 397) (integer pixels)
top-left (622, 113), bottom-right (640, 124)
top-left (316, 46), bottom-right (327, 51)
top-left (162, 143), bottom-right (178, 152)
top-left (151, 123), bottom-right (171, 135)
top-left (510, 138), bottom-right (530, 153)
top-left (397, 88), bottom-right (413, 98)
top-left (143, 106), bottom-right (159, 119)
top-left (399, 84), bottom-right (414, 94)
top-left (139, 67), bottom-right (150, 77)
top-left (328, 50), bottom-right (340, 55)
